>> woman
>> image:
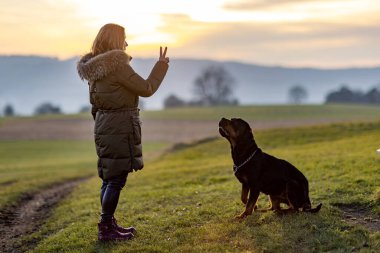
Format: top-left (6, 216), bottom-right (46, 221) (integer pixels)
top-left (77, 23), bottom-right (169, 241)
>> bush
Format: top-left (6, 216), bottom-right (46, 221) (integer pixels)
top-left (164, 94), bottom-right (186, 108)
top-left (34, 102), bottom-right (62, 115)
top-left (3, 104), bottom-right (15, 117)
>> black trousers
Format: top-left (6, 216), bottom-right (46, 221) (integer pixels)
top-left (100, 174), bottom-right (127, 223)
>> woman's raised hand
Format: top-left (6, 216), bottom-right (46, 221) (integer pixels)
top-left (159, 46), bottom-right (169, 64)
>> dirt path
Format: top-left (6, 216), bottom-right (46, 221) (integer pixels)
top-left (0, 117), bottom-right (363, 142)
top-left (0, 118), bottom-right (93, 141)
top-left (0, 176), bottom-right (91, 253)
top-left (337, 205), bottom-right (380, 232)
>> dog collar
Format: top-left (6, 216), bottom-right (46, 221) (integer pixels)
top-left (233, 149), bottom-right (258, 174)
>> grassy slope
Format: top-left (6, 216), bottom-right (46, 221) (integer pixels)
top-left (0, 141), bottom-right (169, 209)
top-left (29, 121), bottom-right (380, 253)
top-left (0, 141), bottom-right (95, 208)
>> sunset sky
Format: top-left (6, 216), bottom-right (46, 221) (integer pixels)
top-left (1, 0), bottom-right (379, 67)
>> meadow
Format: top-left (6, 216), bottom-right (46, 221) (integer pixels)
top-left (140, 104), bottom-right (380, 121)
top-left (0, 105), bottom-right (379, 252)
top-left (2, 103), bottom-right (379, 122)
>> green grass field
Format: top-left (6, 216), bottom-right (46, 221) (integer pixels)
top-left (0, 140), bottom-right (95, 208)
top-left (1, 120), bottom-right (376, 252)
top-left (140, 104), bottom-right (380, 121)
top-left (0, 141), bottom-right (170, 209)
top-left (2, 104), bottom-right (380, 122)
top-left (1, 104), bottom-right (379, 252)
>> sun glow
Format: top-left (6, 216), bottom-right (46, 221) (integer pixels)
top-left (1, 0), bottom-right (380, 66)
top-left (64, 0), bottom-right (380, 49)
top-left (63, 0), bottom-right (209, 45)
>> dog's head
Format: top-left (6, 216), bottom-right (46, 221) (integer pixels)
top-left (219, 118), bottom-right (253, 147)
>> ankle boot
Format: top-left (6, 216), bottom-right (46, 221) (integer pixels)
top-left (112, 216), bottom-right (137, 234)
top-left (98, 222), bottom-right (134, 241)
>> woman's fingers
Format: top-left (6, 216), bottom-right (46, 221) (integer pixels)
top-left (159, 46), bottom-right (168, 57)
top-left (159, 46), bottom-right (169, 63)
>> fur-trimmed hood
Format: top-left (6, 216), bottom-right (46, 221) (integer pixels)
top-left (77, 50), bottom-right (132, 81)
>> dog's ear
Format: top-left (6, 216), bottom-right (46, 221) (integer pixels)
top-left (238, 118), bottom-right (251, 130)
top-left (242, 119), bottom-right (254, 137)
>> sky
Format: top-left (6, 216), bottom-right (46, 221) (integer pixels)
top-left (1, 0), bottom-right (380, 67)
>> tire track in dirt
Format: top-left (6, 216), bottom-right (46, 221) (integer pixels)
top-left (335, 204), bottom-right (380, 232)
top-left (0, 176), bottom-right (92, 253)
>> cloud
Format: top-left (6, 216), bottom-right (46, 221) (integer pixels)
top-left (223, 0), bottom-right (340, 10)
top-left (0, 0), bottom-right (95, 58)
top-left (158, 14), bottom-right (380, 67)
top-left (157, 14), bottom-right (212, 43)
top-left (1, 1), bottom-right (379, 67)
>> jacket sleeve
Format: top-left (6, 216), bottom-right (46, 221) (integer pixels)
top-left (119, 61), bottom-right (169, 97)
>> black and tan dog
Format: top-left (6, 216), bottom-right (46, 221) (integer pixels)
top-left (219, 118), bottom-right (322, 219)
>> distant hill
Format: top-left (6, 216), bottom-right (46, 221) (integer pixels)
top-left (1, 55), bottom-right (379, 115)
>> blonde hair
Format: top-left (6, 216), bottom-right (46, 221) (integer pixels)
top-left (91, 23), bottom-right (125, 56)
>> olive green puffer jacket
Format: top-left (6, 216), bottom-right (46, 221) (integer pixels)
top-left (77, 50), bottom-right (168, 179)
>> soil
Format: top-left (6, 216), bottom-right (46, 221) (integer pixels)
top-left (336, 204), bottom-right (380, 232)
top-left (0, 176), bottom-right (91, 253)
top-left (0, 117), bottom-right (359, 142)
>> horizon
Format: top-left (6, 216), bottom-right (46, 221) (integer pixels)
top-left (1, 0), bottom-right (380, 68)
top-left (2, 53), bottom-right (380, 70)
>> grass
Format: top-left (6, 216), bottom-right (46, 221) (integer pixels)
top-left (0, 140), bottom-right (170, 209)
top-left (20, 120), bottom-right (380, 253)
top-left (0, 140), bottom-right (95, 208)
top-left (140, 104), bottom-right (380, 121)
top-left (1, 104), bottom-right (380, 123)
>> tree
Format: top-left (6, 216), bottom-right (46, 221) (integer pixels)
top-left (288, 85), bottom-right (308, 104)
top-left (34, 102), bottom-right (62, 115)
top-left (193, 65), bottom-right (237, 106)
top-left (164, 94), bottom-right (186, 108)
top-left (365, 87), bottom-right (380, 104)
top-left (3, 104), bottom-right (15, 117)
top-left (325, 86), bottom-right (364, 104)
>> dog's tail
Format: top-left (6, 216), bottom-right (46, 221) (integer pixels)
top-left (303, 203), bottom-right (322, 213)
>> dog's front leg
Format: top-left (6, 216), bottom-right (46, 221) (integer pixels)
top-left (235, 187), bottom-right (260, 219)
top-left (241, 184), bottom-right (249, 204)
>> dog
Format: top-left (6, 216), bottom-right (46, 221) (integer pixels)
top-left (219, 118), bottom-right (322, 219)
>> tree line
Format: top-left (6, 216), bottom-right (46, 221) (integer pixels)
top-left (325, 85), bottom-right (380, 104)
top-left (164, 65), bottom-right (239, 108)
top-left (2, 66), bottom-right (379, 116)
top-left (2, 102), bottom-right (62, 117)
top-left (163, 67), bottom-right (311, 108)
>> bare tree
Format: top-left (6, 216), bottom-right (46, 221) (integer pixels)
top-left (289, 85), bottom-right (308, 104)
top-left (193, 65), bottom-right (237, 106)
